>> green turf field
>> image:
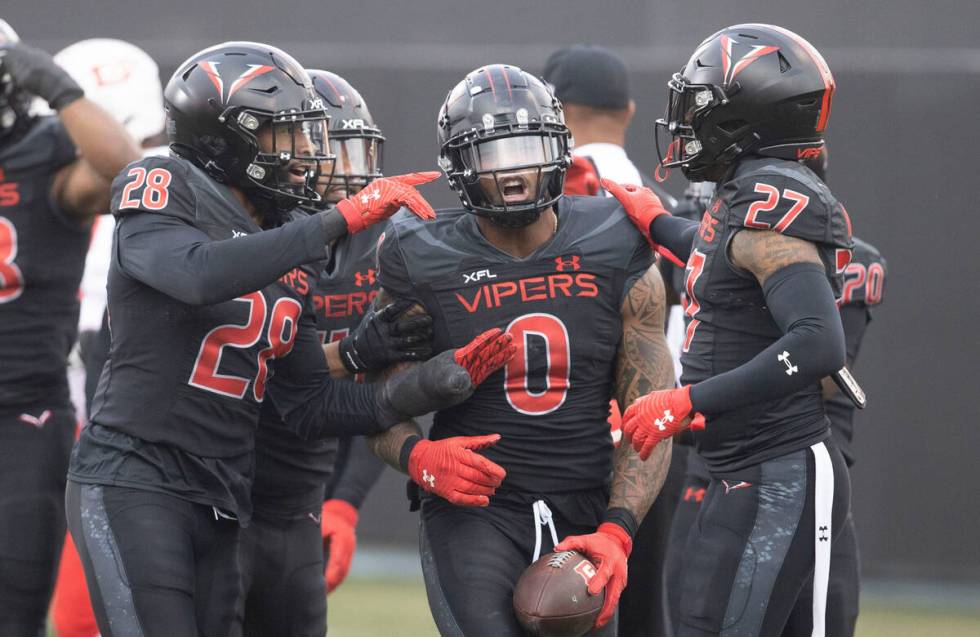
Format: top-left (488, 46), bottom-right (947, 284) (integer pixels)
top-left (327, 578), bottom-right (980, 637)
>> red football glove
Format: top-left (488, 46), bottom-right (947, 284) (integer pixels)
top-left (453, 328), bottom-right (516, 387)
top-left (554, 522), bottom-right (633, 629)
top-left (336, 171), bottom-right (440, 234)
top-left (321, 499), bottom-right (359, 594)
top-left (600, 178), bottom-right (685, 267)
top-left (408, 434), bottom-right (507, 507)
top-left (621, 385), bottom-right (706, 460)
top-left (563, 155), bottom-right (600, 196)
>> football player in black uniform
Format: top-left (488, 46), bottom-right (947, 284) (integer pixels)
top-left (0, 22), bottom-right (141, 635)
top-left (65, 42), bottom-right (513, 637)
top-left (604, 24), bottom-right (854, 636)
top-left (240, 70), bottom-right (416, 637)
top-left (366, 64), bottom-right (677, 636)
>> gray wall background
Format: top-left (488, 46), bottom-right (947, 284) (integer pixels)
top-left (8, 0), bottom-right (978, 583)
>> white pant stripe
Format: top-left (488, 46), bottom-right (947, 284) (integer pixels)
top-left (810, 441), bottom-right (834, 637)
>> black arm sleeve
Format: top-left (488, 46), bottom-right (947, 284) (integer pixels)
top-left (650, 214), bottom-right (699, 263)
top-left (267, 314), bottom-right (387, 440)
top-left (324, 436), bottom-right (386, 508)
top-left (115, 211), bottom-right (335, 305)
top-left (840, 304), bottom-right (871, 363)
top-left (689, 262), bottom-right (846, 414)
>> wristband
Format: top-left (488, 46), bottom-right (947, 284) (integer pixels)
top-left (602, 507), bottom-right (639, 539)
top-left (399, 435), bottom-right (422, 472)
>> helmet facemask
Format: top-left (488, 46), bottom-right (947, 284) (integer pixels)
top-left (441, 124), bottom-right (569, 229)
top-left (655, 73), bottom-right (744, 182)
top-left (223, 102), bottom-right (336, 214)
top-left (318, 126), bottom-right (384, 205)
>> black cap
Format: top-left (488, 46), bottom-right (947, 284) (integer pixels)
top-left (542, 44), bottom-right (630, 110)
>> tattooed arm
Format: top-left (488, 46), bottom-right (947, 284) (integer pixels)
top-left (607, 265), bottom-right (676, 527)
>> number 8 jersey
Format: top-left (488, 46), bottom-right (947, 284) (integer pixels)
top-left (377, 196), bottom-right (652, 492)
top-left (680, 157), bottom-right (853, 472)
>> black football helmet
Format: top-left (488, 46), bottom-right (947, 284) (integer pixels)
top-left (438, 64), bottom-right (570, 228)
top-left (164, 41), bottom-right (333, 213)
top-left (656, 24), bottom-right (836, 181)
top-left (0, 20), bottom-right (33, 145)
top-left (308, 69), bottom-right (384, 205)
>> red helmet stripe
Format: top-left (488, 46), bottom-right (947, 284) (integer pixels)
top-left (500, 65), bottom-right (514, 101)
top-left (483, 66), bottom-right (498, 103)
top-left (750, 24), bottom-right (836, 132)
top-left (318, 73), bottom-right (344, 102)
top-left (200, 61), bottom-right (224, 100)
top-left (226, 64), bottom-right (275, 101)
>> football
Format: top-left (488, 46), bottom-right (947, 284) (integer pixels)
top-left (512, 551), bottom-right (604, 637)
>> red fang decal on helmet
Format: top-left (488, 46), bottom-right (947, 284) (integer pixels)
top-left (574, 559), bottom-right (597, 584)
top-left (200, 61), bottom-right (275, 104)
top-left (719, 35), bottom-right (780, 87)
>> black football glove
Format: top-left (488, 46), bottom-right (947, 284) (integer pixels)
top-left (338, 299), bottom-right (433, 374)
top-left (0, 42), bottom-right (83, 110)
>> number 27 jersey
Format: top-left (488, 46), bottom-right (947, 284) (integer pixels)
top-left (377, 196), bottom-right (652, 493)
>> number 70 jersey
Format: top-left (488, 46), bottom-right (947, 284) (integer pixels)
top-left (376, 196), bottom-right (652, 493)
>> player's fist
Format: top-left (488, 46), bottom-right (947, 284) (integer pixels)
top-left (408, 434), bottom-right (507, 507)
top-left (564, 155), bottom-right (600, 196)
top-left (339, 299), bottom-right (434, 374)
top-left (554, 523), bottom-right (632, 629)
top-left (453, 327), bottom-right (516, 387)
top-left (321, 499), bottom-right (359, 593)
top-left (600, 178), bottom-right (685, 267)
top-left (336, 172), bottom-right (440, 234)
top-left (621, 385), bottom-right (705, 460)
top-left (0, 42), bottom-right (82, 110)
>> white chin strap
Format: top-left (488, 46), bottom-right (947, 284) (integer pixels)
top-left (531, 500), bottom-right (559, 562)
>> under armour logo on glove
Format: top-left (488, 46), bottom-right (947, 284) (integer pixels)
top-left (359, 190), bottom-right (381, 204)
top-left (621, 385), bottom-right (706, 460)
top-left (422, 469), bottom-right (436, 488)
top-left (408, 435), bottom-right (507, 507)
top-left (654, 410), bottom-right (674, 431)
top-left (778, 350), bottom-right (798, 375)
top-left (336, 172), bottom-right (439, 234)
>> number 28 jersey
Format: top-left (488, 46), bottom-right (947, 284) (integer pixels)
top-left (680, 158), bottom-right (853, 471)
top-left (377, 196), bottom-right (652, 493)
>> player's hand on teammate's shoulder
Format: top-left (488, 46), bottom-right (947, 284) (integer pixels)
top-left (407, 434), bottom-right (506, 507)
top-left (601, 178), bottom-right (686, 266)
top-left (621, 385), bottom-right (706, 460)
top-left (335, 171), bottom-right (441, 234)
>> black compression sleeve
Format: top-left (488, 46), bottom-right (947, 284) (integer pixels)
top-left (116, 212), bottom-right (331, 305)
top-left (650, 215), bottom-right (699, 263)
top-left (840, 304), bottom-right (871, 362)
top-left (327, 437), bottom-right (386, 508)
top-left (689, 262), bottom-right (845, 414)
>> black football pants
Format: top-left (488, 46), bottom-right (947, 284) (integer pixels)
top-left (664, 439), bottom-right (851, 637)
top-left (419, 489), bottom-right (617, 637)
top-left (0, 404), bottom-right (75, 637)
top-left (238, 511), bottom-right (327, 637)
top-left (65, 481), bottom-right (241, 637)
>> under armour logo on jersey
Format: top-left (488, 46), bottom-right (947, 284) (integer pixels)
top-left (18, 410), bottom-right (51, 428)
top-left (819, 525), bottom-right (829, 541)
top-left (555, 255), bottom-right (580, 272)
top-left (360, 190), bottom-right (381, 204)
top-left (719, 34), bottom-right (780, 87)
top-left (654, 410), bottom-right (674, 431)
top-left (778, 351), bottom-right (798, 375)
top-left (354, 269), bottom-right (376, 287)
top-left (200, 61), bottom-right (275, 104)
top-left (722, 480), bottom-right (753, 494)
top-left (422, 469), bottom-right (436, 488)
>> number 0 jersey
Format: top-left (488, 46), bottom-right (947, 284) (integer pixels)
top-left (0, 117), bottom-right (86, 409)
top-left (378, 196), bottom-right (652, 493)
top-left (681, 158), bottom-right (853, 472)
